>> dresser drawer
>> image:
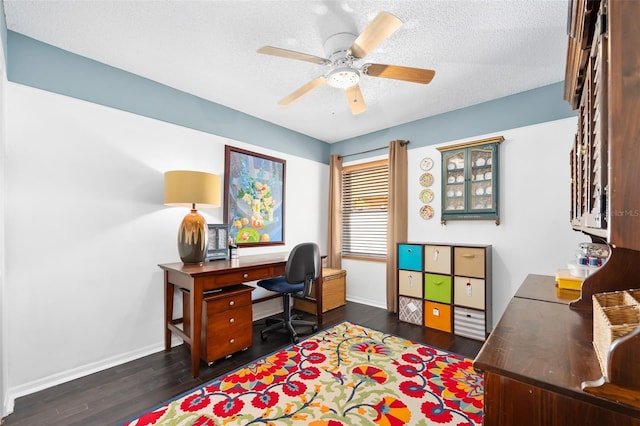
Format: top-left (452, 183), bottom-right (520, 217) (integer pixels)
top-left (398, 244), bottom-right (423, 271)
top-left (454, 307), bottom-right (486, 341)
top-left (399, 270), bottom-right (422, 298)
top-left (424, 245), bottom-right (452, 275)
top-left (454, 247), bottom-right (486, 278)
top-left (399, 296), bottom-right (423, 325)
top-left (424, 301), bottom-right (452, 332)
top-left (424, 273), bottom-right (452, 304)
top-left (453, 276), bottom-right (485, 310)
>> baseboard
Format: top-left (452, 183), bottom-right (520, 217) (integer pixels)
top-left (4, 341), bottom-right (166, 416)
top-left (4, 298), bottom-right (373, 416)
top-left (3, 392), bottom-right (12, 420)
top-left (345, 296), bottom-right (386, 310)
top-left (252, 298), bottom-right (282, 321)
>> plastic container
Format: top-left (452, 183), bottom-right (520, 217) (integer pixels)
top-left (568, 262), bottom-right (595, 278)
top-left (555, 269), bottom-right (584, 291)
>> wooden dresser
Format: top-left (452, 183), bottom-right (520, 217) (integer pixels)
top-left (474, 275), bottom-right (640, 426)
top-left (473, 0), bottom-right (640, 422)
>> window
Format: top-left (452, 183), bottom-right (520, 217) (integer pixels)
top-left (342, 159), bottom-right (389, 259)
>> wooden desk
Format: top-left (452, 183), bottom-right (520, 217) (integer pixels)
top-left (159, 252), bottom-right (324, 377)
top-left (474, 275), bottom-right (640, 425)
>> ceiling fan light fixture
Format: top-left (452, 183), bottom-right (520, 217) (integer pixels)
top-left (326, 67), bottom-right (360, 89)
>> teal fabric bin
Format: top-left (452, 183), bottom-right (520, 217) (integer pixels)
top-left (398, 244), bottom-right (423, 271)
top-left (424, 273), bottom-right (452, 304)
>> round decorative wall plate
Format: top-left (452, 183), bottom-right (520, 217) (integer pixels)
top-left (419, 172), bottom-right (434, 187)
top-left (420, 157), bottom-right (434, 171)
top-left (419, 205), bottom-right (434, 220)
top-left (419, 188), bottom-right (434, 203)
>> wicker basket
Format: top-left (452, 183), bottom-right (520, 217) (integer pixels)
top-left (592, 290), bottom-right (640, 376)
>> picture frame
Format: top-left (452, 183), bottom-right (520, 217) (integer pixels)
top-left (224, 145), bottom-right (286, 247)
top-left (205, 223), bottom-right (229, 260)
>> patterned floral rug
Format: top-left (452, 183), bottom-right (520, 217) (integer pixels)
top-left (120, 321), bottom-right (483, 425)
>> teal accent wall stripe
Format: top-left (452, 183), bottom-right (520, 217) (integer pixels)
top-left (6, 30), bottom-right (576, 164)
top-left (7, 31), bottom-right (329, 163)
top-left (330, 82), bottom-right (576, 160)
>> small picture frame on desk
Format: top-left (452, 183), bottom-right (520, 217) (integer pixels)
top-left (206, 224), bottom-right (229, 261)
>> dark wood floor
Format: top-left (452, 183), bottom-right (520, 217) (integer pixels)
top-left (3, 301), bottom-right (484, 426)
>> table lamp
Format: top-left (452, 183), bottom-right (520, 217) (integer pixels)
top-left (164, 170), bottom-right (221, 264)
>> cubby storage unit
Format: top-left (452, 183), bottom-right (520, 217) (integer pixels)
top-left (397, 242), bottom-right (492, 340)
top-left (398, 244), bottom-right (424, 324)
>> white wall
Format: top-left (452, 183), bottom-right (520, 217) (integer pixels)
top-left (2, 79), bottom-right (584, 413)
top-left (344, 117), bottom-right (586, 325)
top-left (4, 83), bottom-right (327, 411)
top-left (0, 24), bottom-right (8, 418)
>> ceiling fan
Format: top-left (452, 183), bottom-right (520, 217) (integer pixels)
top-left (257, 11), bottom-right (435, 115)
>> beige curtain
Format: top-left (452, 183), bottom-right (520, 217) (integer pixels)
top-left (386, 140), bottom-right (408, 312)
top-left (326, 154), bottom-right (343, 269)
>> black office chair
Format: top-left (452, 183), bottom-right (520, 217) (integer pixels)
top-left (257, 242), bottom-right (320, 343)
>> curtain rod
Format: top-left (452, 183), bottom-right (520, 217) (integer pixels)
top-left (338, 141), bottom-right (410, 159)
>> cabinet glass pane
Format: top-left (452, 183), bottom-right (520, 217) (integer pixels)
top-left (470, 148), bottom-right (494, 211)
top-left (443, 150), bottom-right (466, 212)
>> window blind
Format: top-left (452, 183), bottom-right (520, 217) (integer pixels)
top-left (342, 160), bottom-right (389, 258)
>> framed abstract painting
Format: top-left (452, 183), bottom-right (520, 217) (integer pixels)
top-left (224, 145), bottom-right (285, 246)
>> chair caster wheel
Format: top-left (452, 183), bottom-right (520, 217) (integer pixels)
top-left (312, 325), bottom-right (318, 332)
top-left (261, 331), bottom-right (268, 341)
top-left (292, 336), bottom-right (299, 344)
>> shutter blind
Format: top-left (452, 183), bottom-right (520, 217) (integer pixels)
top-left (342, 161), bottom-right (389, 258)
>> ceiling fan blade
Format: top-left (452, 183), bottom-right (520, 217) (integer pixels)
top-left (278, 76), bottom-right (326, 106)
top-left (364, 63), bottom-right (436, 84)
top-left (257, 46), bottom-right (330, 65)
top-left (349, 12), bottom-right (403, 59)
top-left (345, 84), bottom-right (367, 115)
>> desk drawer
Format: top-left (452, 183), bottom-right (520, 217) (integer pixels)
top-left (205, 288), bottom-right (252, 313)
top-left (183, 285), bottom-right (255, 364)
top-left (205, 308), bottom-right (253, 362)
top-left (208, 266), bottom-right (277, 286)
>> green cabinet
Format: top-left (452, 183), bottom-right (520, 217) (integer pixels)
top-left (438, 136), bottom-right (503, 224)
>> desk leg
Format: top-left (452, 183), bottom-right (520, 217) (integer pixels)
top-left (190, 282), bottom-right (203, 377)
top-left (316, 272), bottom-right (324, 325)
top-left (164, 271), bottom-right (173, 352)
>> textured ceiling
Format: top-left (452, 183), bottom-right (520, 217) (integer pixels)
top-left (4, 0), bottom-right (570, 143)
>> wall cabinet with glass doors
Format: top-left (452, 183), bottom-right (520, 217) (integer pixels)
top-left (437, 136), bottom-right (503, 225)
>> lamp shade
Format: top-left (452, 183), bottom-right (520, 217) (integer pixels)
top-left (164, 170), bottom-right (221, 264)
top-left (164, 170), bottom-right (221, 207)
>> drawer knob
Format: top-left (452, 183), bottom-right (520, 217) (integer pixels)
top-left (243, 273), bottom-right (249, 278)
top-left (229, 338), bottom-right (235, 344)
top-left (229, 300), bottom-right (235, 306)
top-left (229, 317), bottom-right (235, 324)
